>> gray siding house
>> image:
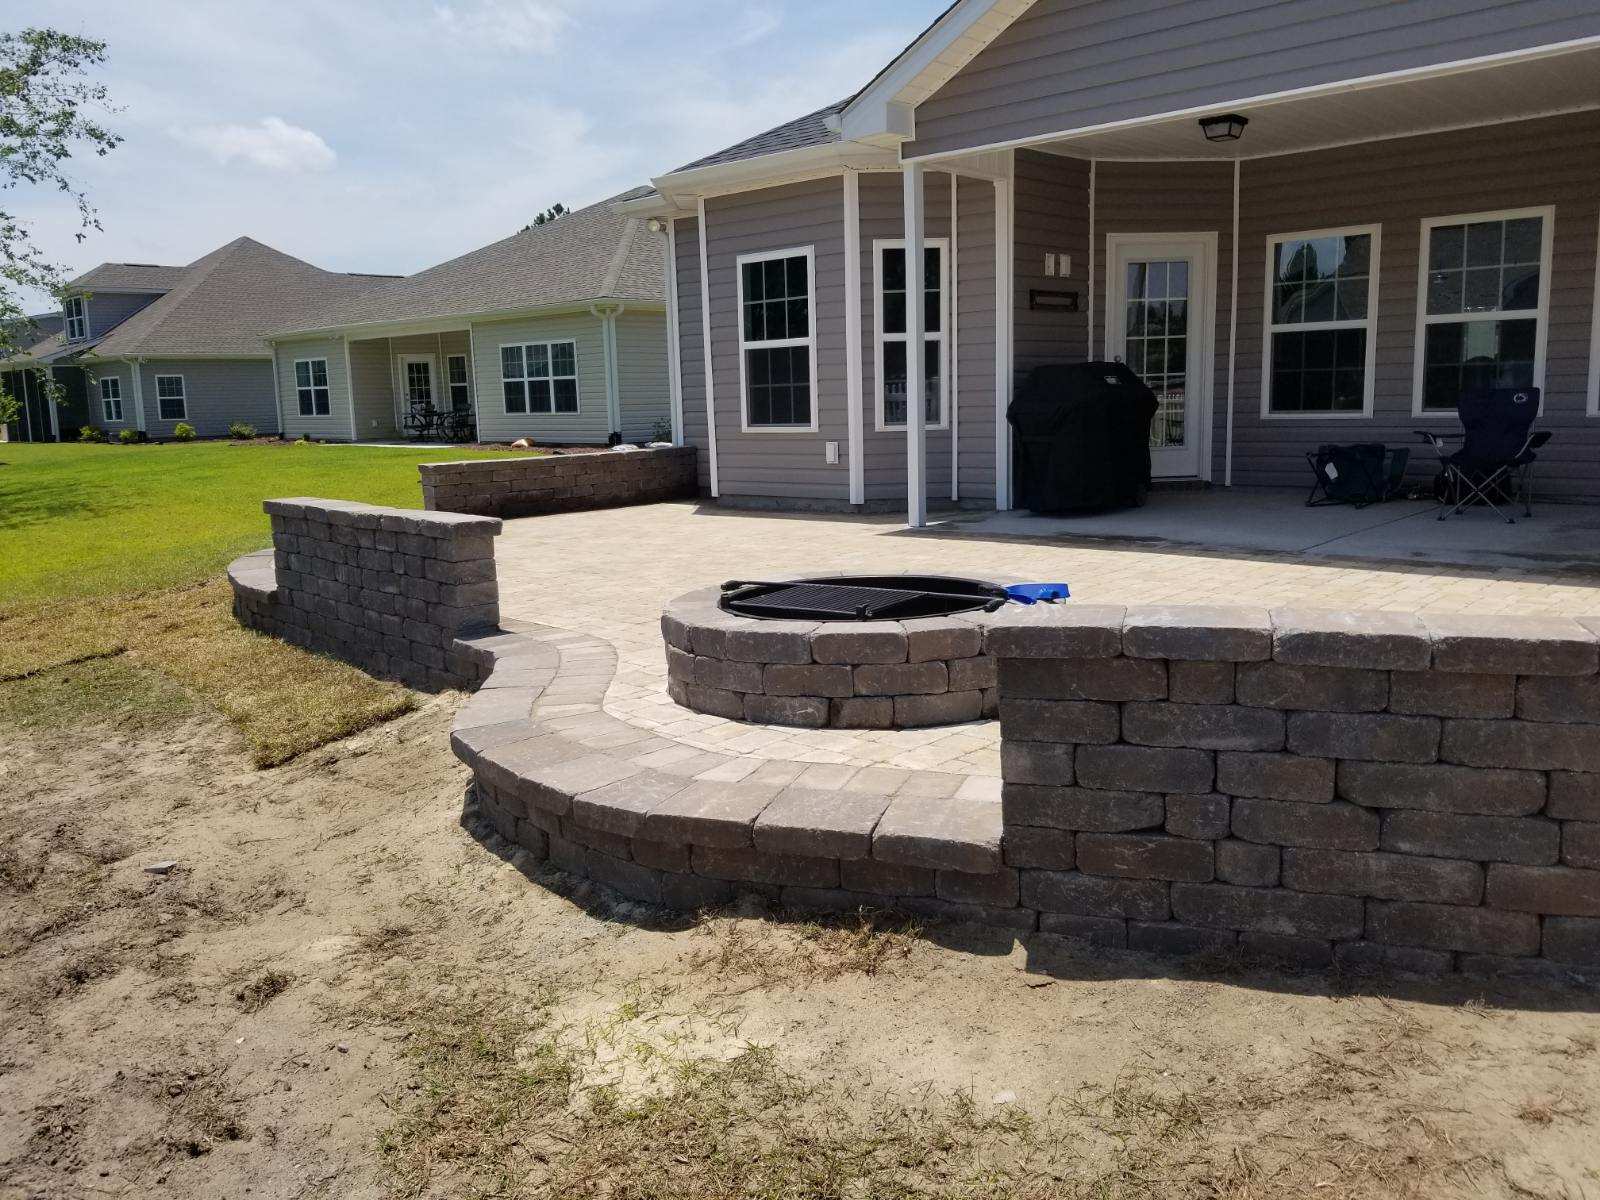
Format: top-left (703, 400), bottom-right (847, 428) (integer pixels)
top-left (4, 248), bottom-right (392, 440)
top-left (268, 193), bottom-right (670, 444)
top-left (625, 0), bottom-right (1600, 521)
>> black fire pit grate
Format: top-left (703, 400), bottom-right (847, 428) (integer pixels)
top-left (721, 576), bottom-right (1008, 622)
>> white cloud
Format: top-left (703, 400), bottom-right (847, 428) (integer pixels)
top-left (432, 0), bottom-right (570, 52)
top-left (171, 116), bottom-right (337, 173)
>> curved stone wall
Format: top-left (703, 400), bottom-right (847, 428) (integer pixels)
top-left (660, 582), bottom-right (1013, 729)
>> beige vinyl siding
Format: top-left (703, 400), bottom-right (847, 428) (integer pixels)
top-left (613, 310), bottom-right (671, 442)
top-left (1091, 159), bottom-right (1235, 481)
top-left (470, 312), bottom-right (609, 443)
top-left (705, 177), bottom-right (850, 501)
top-left (81, 361), bottom-right (136, 430)
top-left (79, 291), bottom-right (164, 343)
top-left (348, 338), bottom-right (399, 439)
top-left (1226, 111), bottom-right (1600, 497)
top-left (674, 216), bottom-right (711, 491)
top-left (907, 0), bottom-right (1600, 159)
top-left (956, 176), bottom-right (998, 501)
top-left (276, 337), bottom-right (353, 440)
top-left (136, 359), bottom-right (277, 438)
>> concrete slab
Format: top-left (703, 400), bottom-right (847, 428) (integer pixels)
top-left (933, 488), bottom-right (1600, 572)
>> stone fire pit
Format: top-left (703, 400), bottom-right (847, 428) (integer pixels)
top-left (660, 575), bottom-right (1028, 729)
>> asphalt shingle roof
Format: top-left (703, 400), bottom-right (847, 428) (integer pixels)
top-left (90, 238), bottom-right (396, 358)
top-left (66, 262), bottom-right (187, 293)
top-left (673, 99), bottom-right (850, 173)
top-left (274, 189), bottom-right (663, 336)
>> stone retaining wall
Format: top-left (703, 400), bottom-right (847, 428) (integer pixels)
top-left (991, 604), bottom-right (1600, 976)
top-left (420, 446), bottom-right (697, 517)
top-left (661, 583), bottom-right (1007, 729)
top-left (228, 497), bottom-right (502, 690)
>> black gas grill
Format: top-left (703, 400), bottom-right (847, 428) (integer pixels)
top-left (720, 575), bottom-right (1008, 622)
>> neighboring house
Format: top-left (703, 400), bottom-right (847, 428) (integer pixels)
top-left (267, 191), bottom-right (669, 444)
top-left (624, 0), bottom-right (1600, 520)
top-left (3, 244), bottom-right (393, 441)
top-left (1, 312), bottom-right (70, 442)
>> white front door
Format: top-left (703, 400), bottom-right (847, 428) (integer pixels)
top-left (1107, 235), bottom-right (1215, 479)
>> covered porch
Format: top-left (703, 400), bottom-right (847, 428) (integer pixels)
top-left (344, 327), bottom-right (477, 443)
top-left (891, 40), bottom-right (1600, 526)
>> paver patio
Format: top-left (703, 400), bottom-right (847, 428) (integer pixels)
top-left (495, 500), bottom-right (1600, 780)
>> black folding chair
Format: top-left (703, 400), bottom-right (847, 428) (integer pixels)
top-left (1414, 388), bottom-right (1550, 524)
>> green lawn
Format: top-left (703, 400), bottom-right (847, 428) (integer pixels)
top-left (0, 440), bottom-right (513, 608)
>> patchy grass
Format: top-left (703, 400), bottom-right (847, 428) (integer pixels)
top-left (234, 969), bottom-right (293, 1013)
top-left (687, 908), bottom-right (922, 993)
top-left (355, 968), bottom-right (1490, 1200)
top-left (0, 440), bottom-right (521, 608)
top-left (0, 580), bottom-right (413, 767)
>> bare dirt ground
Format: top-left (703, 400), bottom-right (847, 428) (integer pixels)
top-left (2, 694), bottom-right (1598, 1199)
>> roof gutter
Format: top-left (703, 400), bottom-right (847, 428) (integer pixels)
top-left (648, 141), bottom-right (900, 209)
top-left (267, 296), bottom-right (666, 344)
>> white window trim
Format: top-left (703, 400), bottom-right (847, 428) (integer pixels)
top-left (736, 244), bottom-right (820, 434)
top-left (1587, 209), bottom-right (1600, 417)
top-left (64, 296), bottom-right (88, 342)
top-left (294, 357), bottom-right (332, 417)
top-left (446, 352), bottom-right (471, 410)
top-left (1259, 223), bottom-right (1381, 421)
top-left (873, 235), bottom-right (951, 432)
top-left (1411, 205), bottom-right (1554, 419)
top-left (99, 375), bottom-right (122, 422)
top-left (154, 373), bottom-right (187, 421)
top-left (499, 339), bottom-right (580, 416)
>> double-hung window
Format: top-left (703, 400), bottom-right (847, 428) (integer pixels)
top-left (99, 376), bottom-right (122, 422)
top-left (876, 238), bottom-right (947, 429)
top-left (737, 247), bottom-right (815, 430)
top-left (155, 374), bottom-right (187, 421)
top-left (1263, 226), bottom-right (1378, 417)
top-left (295, 358), bottom-right (330, 415)
top-left (1416, 208), bottom-right (1551, 414)
top-left (64, 296), bottom-right (87, 341)
top-left (501, 340), bottom-right (578, 414)
top-left (447, 353), bottom-right (471, 412)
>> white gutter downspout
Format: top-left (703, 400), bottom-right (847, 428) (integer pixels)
top-left (842, 171), bottom-right (865, 506)
top-left (1225, 158), bottom-right (1241, 487)
top-left (268, 343), bottom-right (284, 436)
top-left (344, 337), bottom-right (358, 442)
top-left (696, 196), bottom-right (720, 497)
top-left (664, 221), bottom-right (686, 445)
top-left (949, 171), bottom-right (960, 503)
top-left (127, 358), bottom-right (147, 432)
top-left (592, 303), bottom-right (624, 438)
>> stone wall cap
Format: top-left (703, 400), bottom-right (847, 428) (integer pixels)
top-left (1424, 612), bottom-right (1599, 676)
top-left (1123, 605), bottom-right (1272, 662)
top-left (1270, 608), bottom-right (1431, 670)
top-left (263, 496), bottom-right (500, 537)
top-left (985, 603), bottom-right (1125, 659)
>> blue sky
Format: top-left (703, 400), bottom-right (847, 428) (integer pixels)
top-left (15, 0), bottom-right (940, 308)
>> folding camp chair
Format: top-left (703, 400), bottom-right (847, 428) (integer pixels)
top-left (1304, 443), bottom-right (1410, 509)
top-left (1414, 388), bottom-right (1551, 524)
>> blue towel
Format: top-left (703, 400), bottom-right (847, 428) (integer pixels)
top-left (1005, 582), bottom-right (1070, 604)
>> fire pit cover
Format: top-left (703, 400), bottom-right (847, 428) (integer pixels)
top-left (720, 575), bottom-right (1008, 622)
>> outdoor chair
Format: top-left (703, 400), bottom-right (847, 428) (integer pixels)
top-left (1304, 442), bottom-right (1409, 509)
top-left (1414, 387), bottom-right (1550, 523)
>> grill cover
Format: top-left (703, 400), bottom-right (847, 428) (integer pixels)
top-left (1008, 362), bottom-right (1158, 513)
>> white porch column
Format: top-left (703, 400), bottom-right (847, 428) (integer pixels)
top-left (903, 161), bottom-right (927, 528)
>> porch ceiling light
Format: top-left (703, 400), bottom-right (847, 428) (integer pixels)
top-left (1199, 113), bottom-right (1249, 142)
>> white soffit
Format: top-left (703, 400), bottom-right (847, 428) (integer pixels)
top-left (1032, 43), bottom-right (1600, 161)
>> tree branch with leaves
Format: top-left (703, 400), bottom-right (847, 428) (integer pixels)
top-left (1, 27), bottom-right (121, 424)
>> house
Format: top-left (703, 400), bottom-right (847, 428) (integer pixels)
top-left (3, 244), bottom-right (393, 440)
top-left (267, 191), bottom-right (670, 444)
top-left (1, 312), bottom-right (69, 442)
top-left (623, 0), bottom-right (1600, 522)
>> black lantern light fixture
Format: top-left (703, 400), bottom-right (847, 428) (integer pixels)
top-left (1198, 113), bottom-right (1249, 142)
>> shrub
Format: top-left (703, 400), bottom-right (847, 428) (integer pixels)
top-left (228, 422), bottom-right (257, 440)
top-left (650, 418), bottom-right (673, 444)
top-left (117, 428), bottom-right (142, 445)
top-left (78, 425), bottom-right (107, 443)
top-left (172, 423), bottom-right (197, 441)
